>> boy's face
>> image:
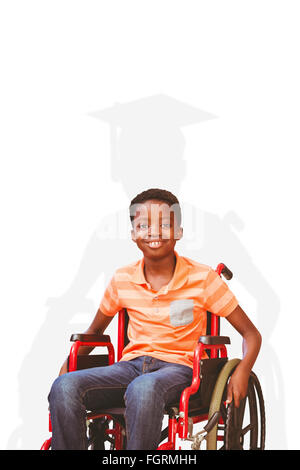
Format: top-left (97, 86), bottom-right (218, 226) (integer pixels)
top-left (131, 199), bottom-right (183, 259)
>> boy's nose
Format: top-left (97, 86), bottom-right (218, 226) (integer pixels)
top-left (149, 221), bottom-right (161, 239)
top-left (149, 229), bottom-right (160, 239)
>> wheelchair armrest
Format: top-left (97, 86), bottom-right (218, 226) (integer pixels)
top-left (198, 335), bottom-right (231, 345)
top-left (68, 334), bottom-right (115, 371)
top-left (70, 333), bottom-right (112, 343)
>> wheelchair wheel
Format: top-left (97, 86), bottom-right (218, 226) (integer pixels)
top-left (88, 416), bottom-right (126, 450)
top-left (88, 417), bottom-right (110, 450)
top-left (206, 359), bottom-right (265, 450)
top-left (224, 371), bottom-right (265, 450)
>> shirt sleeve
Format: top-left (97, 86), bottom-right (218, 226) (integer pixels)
top-left (202, 268), bottom-right (238, 317)
top-left (99, 273), bottom-right (121, 317)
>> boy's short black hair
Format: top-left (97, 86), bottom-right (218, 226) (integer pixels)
top-left (129, 188), bottom-right (182, 227)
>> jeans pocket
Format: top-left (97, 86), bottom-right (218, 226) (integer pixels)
top-left (169, 299), bottom-right (194, 326)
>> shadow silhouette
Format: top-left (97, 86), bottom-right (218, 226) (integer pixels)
top-left (7, 94), bottom-right (285, 449)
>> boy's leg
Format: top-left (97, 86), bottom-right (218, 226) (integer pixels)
top-left (48, 360), bottom-right (139, 450)
top-left (124, 357), bottom-right (193, 450)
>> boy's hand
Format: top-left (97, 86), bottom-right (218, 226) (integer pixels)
top-left (226, 365), bottom-right (249, 408)
top-left (59, 359), bottom-right (69, 376)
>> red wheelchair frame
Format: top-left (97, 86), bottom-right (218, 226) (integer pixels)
top-left (42, 263), bottom-right (261, 450)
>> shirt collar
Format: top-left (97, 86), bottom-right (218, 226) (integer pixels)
top-left (131, 250), bottom-right (189, 293)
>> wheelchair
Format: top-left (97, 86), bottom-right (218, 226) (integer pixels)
top-left (41, 263), bottom-right (265, 450)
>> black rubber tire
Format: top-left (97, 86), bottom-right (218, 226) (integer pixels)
top-left (206, 359), bottom-right (265, 450)
top-left (224, 371), bottom-right (265, 450)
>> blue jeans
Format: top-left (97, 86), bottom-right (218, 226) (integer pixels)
top-left (48, 356), bottom-right (193, 450)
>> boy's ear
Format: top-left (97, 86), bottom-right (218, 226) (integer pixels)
top-left (175, 226), bottom-right (183, 240)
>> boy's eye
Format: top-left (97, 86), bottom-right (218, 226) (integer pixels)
top-left (138, 223), bottom-right (171, 230)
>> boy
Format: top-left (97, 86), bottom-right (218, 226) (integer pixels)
top-left (48, 188), bottom-right (262, 450)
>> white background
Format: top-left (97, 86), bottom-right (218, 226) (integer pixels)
top-left (1, 0), bottom-right (299, 450)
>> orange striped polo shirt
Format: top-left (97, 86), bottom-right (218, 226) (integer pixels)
top-left (99, 250), bottom-right (238, 368)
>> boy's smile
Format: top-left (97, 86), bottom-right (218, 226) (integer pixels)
top-left (145, 240), bottom-right (164, 249)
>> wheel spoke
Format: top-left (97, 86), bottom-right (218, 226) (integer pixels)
top-left (241, 423), bottom-right (253, 436)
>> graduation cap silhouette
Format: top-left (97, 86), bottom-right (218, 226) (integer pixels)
top-left (89, 94), bottom-right (216, 188)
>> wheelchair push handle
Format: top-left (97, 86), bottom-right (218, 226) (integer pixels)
top-left (216, 263), bottom-right (233, 280)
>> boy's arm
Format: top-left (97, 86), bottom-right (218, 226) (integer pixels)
top-left (225, 305), bottom-right (262, 407)
top-left (59, 308), bottom-right (113, 375)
